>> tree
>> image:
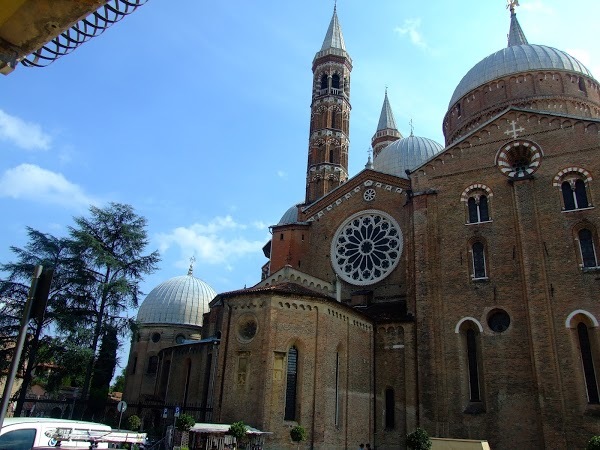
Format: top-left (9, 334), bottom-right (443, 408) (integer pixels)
top-left (67, 203), bottom-right (160, 415)
top-left (406, 428), bottom-right (432, 450)
top-left (111, 369), bottom-right (126, 393)
top-left (228, 421), bottom-right (248, 449)
top-left (176, 413), bottom-right (196, 449)
top-left (0, 203), bottom-right (160, 419)
top-left (588, 436), bottom-right (600, 450)
top-left (290, 425), bottom-right (307, 449)
top-left (0, 228), bottom-right (82, 415)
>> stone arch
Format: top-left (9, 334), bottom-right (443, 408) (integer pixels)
top-left (455, 316), bottom-right (484, 333)
top-left (565, 309), bottom-right (599, 328)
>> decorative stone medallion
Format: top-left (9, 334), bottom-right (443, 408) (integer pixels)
top-left (237, 314), bottom-right (258, 343)
top-left (331, 210), bottom-right (403, 286)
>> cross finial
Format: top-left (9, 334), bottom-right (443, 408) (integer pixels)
top-left (334, 0), bottom-right (337, 13)
top-left (187, 256), bottom-right (196, 276)
top-left (409, 119), bottom-right (414, 137)
top-left (507, 0), bottom-right (519, 14)
top-left (367, 147), bottom-right (373, 159)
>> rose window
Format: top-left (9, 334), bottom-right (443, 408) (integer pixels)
top-left (363, 188), bottom-right (376, 202)
top-left (331, 210), bottom-right (403, 285)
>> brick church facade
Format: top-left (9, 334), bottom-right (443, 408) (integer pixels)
top-left (124, 4), bottom-right (600, 449)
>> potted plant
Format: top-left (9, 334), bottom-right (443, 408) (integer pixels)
top-left (175, 413), bottom-right (195, 449)
top-left (406, 428), bottom-right (432, 450)
top-left (228, 421), bottom-right (248, 449)
top-left (290, 425), bottom-right (307, 449)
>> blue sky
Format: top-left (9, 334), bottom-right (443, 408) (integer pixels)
top-left (1, 0), bottom-right (599, 371)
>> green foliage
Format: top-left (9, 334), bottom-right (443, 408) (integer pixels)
top-left (127, 415), bottom-right (142, 431)
top-left (175, 413), bottom-right (196, 432)
top-left (180, 447), bottom-right (189, 450)
top-left (587, 436), bottom-right (600, 450)
top-left (228, 421), bottom-right (248, 443)
top-left (0, 203), bottom-right (160, 417)
top-left (111, 369), bottom-right (126, 393)
top-left (290, 425), bottom-right (307, 443)
top-left (406, 428), bottom-right (432, 450)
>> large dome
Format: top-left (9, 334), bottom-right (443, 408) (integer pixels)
top-left (449, 44), bottom-right (594, 107)
top-left (373, 135), bottom-right (444, 178)
top-left (137, 273), bottom-right (217, 326)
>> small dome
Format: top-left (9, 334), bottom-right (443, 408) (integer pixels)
top-left (449, 44), bottom-right (594, 107)
top-left (373, 135), bottom-right (444, 178)
top-left (137, 274), bottom-right (217, 326)
top-left (278, 204), bottom-right (301, 225)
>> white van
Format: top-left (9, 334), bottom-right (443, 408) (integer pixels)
top-left (0, 418), bottom-right (112, 450)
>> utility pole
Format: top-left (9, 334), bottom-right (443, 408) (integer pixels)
top-left (0, 266), bottom-right (43, 427)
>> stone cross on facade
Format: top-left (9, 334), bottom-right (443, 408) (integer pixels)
top-left (504, 120), bottom-right (525, 139)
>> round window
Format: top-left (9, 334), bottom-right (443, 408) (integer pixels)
top-left (175, 334), bottom-right (186, 344)
top-left (151, 332), bottom-right (161, 343)
top-left (237, 316), bottom-right (258, 342)
top-left (331, 210), bottom-right (403, 286)
top-left (363, 188), bottom-right (376, 202)
top-left (488, 310), bottom-right (511, 332)
top-left (496, 140), bottom-right (542, 179)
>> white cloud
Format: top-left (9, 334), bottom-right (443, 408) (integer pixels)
top-left (0, 164), bottom-right (97, 208)
top-left (394, 18), bottom-right (428, 50)
top-left (0, 110), bottom-right (52, 151)
top-left (156, 216), bottom-right (265, 265)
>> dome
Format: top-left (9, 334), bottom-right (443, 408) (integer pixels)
top-left (278, 204), bottom-right (301, 225)
top-left (137, 274), bottom-right (217, 326)
top-left (449, 44), bottom-right (594, 107)
top-left (373, 135), bottom-right (444, 178)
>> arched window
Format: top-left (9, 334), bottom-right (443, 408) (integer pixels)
top-left (471, 241), bottom-right (487, 279)
top-left (147, 355), bottom-right (158, 374)
top-left (331, 73), bottom-right (340, 89)
top-left (320, 74), bottom-right (328, 90)
top-left (466, 329), bottom-right (481, 402)
top-left (284, 346), bottom-right (298, 420)
top-left (562, 179), bottom-right (590, 210)
top-left (579, 228), bottom-right (598, 268)
top-left (467, 195), bottom-right (490, 223)
top-left (331, 110), bottom-right (337, 129)
top-left (335, 352), bottom-right (340, 426)
top-left (385, 388), bottom-right (395, 429)
top-left (577, 322), bottom-right (599, 403)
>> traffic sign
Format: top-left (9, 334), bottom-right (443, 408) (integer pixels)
top-left (162, 407), bottom-right (168, 418)
top-left (117, 400), bottom-right (127, 413)
top-left (174, 406), bottom-right (180, 417)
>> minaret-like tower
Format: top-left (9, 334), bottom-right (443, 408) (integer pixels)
top-left (305, 6), bottom-right (352, 204)
top-left (371, 89), bottom-right (402, 158)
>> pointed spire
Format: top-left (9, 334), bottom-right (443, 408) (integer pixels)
top-left (321, 4), bottom-right (346, 51)
top-left (506, 0), bottom-right (528, 47)
top-left (376, 88), bottom-right (399, 132)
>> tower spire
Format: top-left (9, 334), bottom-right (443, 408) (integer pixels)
top-left (371, 89), bottom-right (402, 158)
top-left (506, 0), bottom-right (528, 47)
top-left (305, 7), bottom-right (352, 204)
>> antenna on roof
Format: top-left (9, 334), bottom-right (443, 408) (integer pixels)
top-left (409, 119), bottom-right (414, 137)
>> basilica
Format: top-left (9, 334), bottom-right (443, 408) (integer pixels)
top-left (123, 4), bottom-right (600, 449)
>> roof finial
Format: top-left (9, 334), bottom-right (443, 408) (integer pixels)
top-left (365, 147), bottom-right (373, 169)
top-left (187, 256), bottom-right (196, 276)
top-left (409, 119), bottom-right (414, 137)
top-left (334, 0), bottom-right (337, 13)
top-left (506, 0), bottom-right (528, 47)
top-left (506, 0), bottom-right (519, 15)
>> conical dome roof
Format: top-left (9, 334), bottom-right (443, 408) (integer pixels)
top-left (137, 273), bottom-right (217, 326)
top-left (373, 135), bottom-right (443, 179)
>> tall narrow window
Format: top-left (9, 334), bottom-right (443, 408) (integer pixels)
top-left (385, 388), bottom-right (395, 429)
top-left (577, 322), bottom-right (599, 403)
top-left (147, 355), bottom-right (158, 374)
top-left (335, 352), bottom-right (340, 426)
top-left (472, 242), bottom-right (487, 278)
top-left (285, 346), bottom-right (298, 420)
top-left (320, 74), bottom-right (328, 90)
top-left (563, 179), bottom-right (589, 210)
top-left (331, 74), bottom-right (340, 89)
top-left (579, 229), bottom-right (598, 268)
top-left (331, 111), bottom-right (337, 129)
top-left (183, 359), bottom-right (192, 407)
top-left (131, 355), bottom-right (137, 375)
top-left (467, 195), bottom-right (490, 223)
top-left (466, 329), bottom-right (481, 401)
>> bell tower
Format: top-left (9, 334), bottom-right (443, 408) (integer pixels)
top-left (305, 6), bottom-right (352, 204)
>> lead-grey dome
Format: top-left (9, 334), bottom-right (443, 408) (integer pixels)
top-left (449, 44), bottom-right (594, 107)
top-left (137, 274), bottom-right (217, 326)
top-left (278, 204), bottom-right (301, 225)
top-left (374, 135), bottom-right (444, 178)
